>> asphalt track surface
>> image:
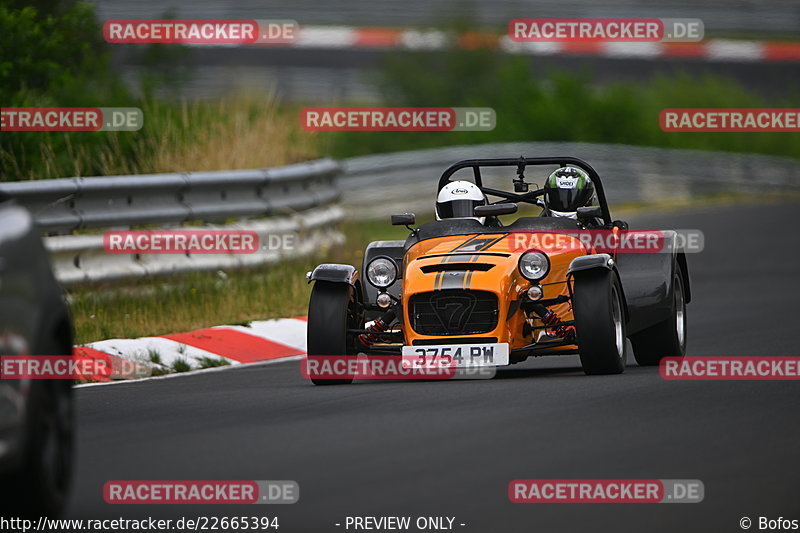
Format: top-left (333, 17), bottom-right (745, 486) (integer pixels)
top-left (69, 202), bottom-right (800, 532)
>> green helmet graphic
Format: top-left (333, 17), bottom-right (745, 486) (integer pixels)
top-left (544, 166), bottom-right (595, 216)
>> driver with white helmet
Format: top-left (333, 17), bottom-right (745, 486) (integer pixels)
top-left (435, 180), bottom-right (489, 224)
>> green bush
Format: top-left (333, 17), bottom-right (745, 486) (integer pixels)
top-left (0, 2), bottom-right (143, 180)
top-left (0, 2), bottom-right (208, 180)
top-left (328, 47), bottom-right (799, 159)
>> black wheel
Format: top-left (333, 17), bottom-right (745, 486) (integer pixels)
top-left (0, 382), bottom-right (74, 518)
top-left (630, 265), bottom-right (687, 366)
top-left (573, 270), bottom-right (627, 375)
top-left (306, 281), bottom-right (360, 385)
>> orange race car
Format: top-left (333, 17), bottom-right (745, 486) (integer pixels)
top-left (306, 157), bottom-right (690, 385)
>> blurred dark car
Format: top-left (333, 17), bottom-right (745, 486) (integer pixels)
top-left (0, 197), bottom-right (74, 517)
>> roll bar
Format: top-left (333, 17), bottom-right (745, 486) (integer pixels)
top-left (438, 157), bottom-right (612, 225)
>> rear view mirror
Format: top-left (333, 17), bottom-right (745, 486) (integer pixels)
top-left (577, 206), bottom-right (602, 220)
top-left (474, 203), bottom-right (518, 217)
top-left (391, 213), bottom-right (416, 226)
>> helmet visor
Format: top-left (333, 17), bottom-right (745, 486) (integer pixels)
top-left (437, 199), bottom-right (484, 219)
top-left (547, 187), bottom-right (592, 212)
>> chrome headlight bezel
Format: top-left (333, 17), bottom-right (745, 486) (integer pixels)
top-left (518, 251), bottom-right (550, 281)
top-left (366, 257), bottom-right (398, 288)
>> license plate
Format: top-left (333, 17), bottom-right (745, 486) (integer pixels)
top-left (401, 343), bottom-right (509, 369)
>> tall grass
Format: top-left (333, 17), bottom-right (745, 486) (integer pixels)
top-left (134, 93), bottom-right (320, 173)
top-left (1, 93), bottom-right (321, 180)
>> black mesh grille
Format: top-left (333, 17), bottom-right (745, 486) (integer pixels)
top-left (412, 337), bottom-right (497, 346)
top-left (410, 290), bottom-right (498, 336)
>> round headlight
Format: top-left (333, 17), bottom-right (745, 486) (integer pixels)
top-left (518, 252), bottom-right (550, 281)
top-left (367, 258), bottom-right (397, 288)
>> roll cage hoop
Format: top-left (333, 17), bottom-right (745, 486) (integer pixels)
top-left (438, 157), bottom-right (612, 225)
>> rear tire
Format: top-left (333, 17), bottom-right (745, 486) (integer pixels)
top-left (573, 270), bottom-right (627, 375)
top-left (307, 281), bottom-right (360, 385)
top-left (630, 265), bottom-right (687, 366)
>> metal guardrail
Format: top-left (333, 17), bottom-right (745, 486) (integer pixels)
top-left (46, 205), bottom-right (345, 285)
top-left (340, 143), bottom-right (800, 219)
top-left (3, 146), bottom-right (799, 283)
top-left (0, 158), bottom-right (340, 234)
top-left (0, 159), bottom-right (344, 284)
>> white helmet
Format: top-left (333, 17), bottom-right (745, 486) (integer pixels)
top-left (436, 180), bottom-right (487, 224)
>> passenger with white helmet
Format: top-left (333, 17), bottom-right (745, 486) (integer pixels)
top-left (435, 180), bottom-right (489, 224)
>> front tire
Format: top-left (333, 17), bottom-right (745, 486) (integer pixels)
top-left (306, 281), bottom-right (360, 385)
top-left (630, 265), bottom-right (687, 366)
top-left (573, 270), bottom-right (627, 375)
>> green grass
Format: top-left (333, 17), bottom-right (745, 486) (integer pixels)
top-left (68, 220), bottom-right (407, 344)
top-left (147, 348), bottom-right (162, 365)
top-left (70, 259), bottom-right (319, 344)
top-left (1, 96), bottom-right (320, 181)
top-left (171, 358), bottom-right (191, 373)
top-left (197, 357), bottom-right (232, 369)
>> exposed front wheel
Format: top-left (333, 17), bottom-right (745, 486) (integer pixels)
top-left (630, 265), bottom-right (687, 366)
top-left (306, 281), bottom-right (360, 385)
top-left (572, 270), bottom-right (627, 375)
